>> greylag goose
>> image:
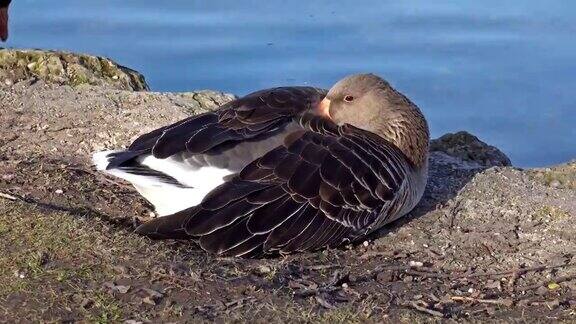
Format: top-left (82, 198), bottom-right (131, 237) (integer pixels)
top-left (0, 0), bottom-right (10, 41)
top-left (93, 74), bottom-right (430, 257)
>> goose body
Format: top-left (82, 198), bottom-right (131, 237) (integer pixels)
top-left (94, 74), bottom-right (430, 257)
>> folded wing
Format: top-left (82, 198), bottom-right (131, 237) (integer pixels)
top-left (136, 114), bottom-right (413, 257)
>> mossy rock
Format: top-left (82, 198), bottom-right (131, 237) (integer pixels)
top-left (430, 131), bottom-right (512, 167)
top-left (0, 49), bottom-right (148, 91)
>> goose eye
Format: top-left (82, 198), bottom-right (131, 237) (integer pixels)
top-left (344, 95), bottom-right (354, 102)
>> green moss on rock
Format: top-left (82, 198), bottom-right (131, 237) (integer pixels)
top-left (0, 49), bottom-right (148, 91)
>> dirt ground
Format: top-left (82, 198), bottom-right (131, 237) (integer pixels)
top-left (1, 67), bottom-right (575, 322)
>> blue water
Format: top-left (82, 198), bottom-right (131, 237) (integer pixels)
top-left (5, 1), bottom-right (576, 167)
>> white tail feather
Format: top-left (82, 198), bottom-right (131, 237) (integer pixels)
top-left (92, 150), bottom-right (118, 171)
top-left (92, 150), bottom-right (233, 216)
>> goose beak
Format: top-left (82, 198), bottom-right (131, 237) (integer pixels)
top-left (316, 98), bottom-right (331, 119)
top-left (0, 7), bottom-right (8, 42)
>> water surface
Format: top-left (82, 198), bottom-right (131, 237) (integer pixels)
top-left (6, 0), bottom-right (576, 166)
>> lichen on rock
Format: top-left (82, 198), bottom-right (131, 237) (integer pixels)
top-left (0, 49), bottom-right (148, 91)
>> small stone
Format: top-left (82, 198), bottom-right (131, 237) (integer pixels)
top-left (142, 296), bottom-right (156, 305)
top-left (116, 285), bottom-right (131, 294)
top-left (549, 180), bottom-right (561, 188)
top-left (403, 275), bottom-right (414, 282)
top-left (257, 265), bottom-right (272, 275)
top-left (376, 271), bottom-right (394, 283)
top-left (55, 189), bottom-right (64, 194)
top-left (141, 287), bottom-right (163, 303)
top-left (13, 270), bottom-right (25, 279)
top-left (363, 241), bottom-right (369, 247)
top-left (112, 75), bottom-right (119, 80)
top-left (341, 283), bottom-right (349, 289)
top-left (535, 286), bottom-right (548, 295)
top-left (409, 261), bottom-right (424, 268)
top-left (1, 174), bottom-right (14, 181)
top-left (485, 280), bottom-right (502, 290)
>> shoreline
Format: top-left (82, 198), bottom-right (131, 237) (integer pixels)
top-left (1, 48), bottom-right (574, 322)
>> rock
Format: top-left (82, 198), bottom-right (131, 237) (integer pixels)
top-left (176, 90), bottom-right (237, 115)
top-left (430, 131), bottom-right (512, 167)
top-left (529, 161), bottom-right (576, 189)
top-left (190, 90), bottom-right (235, 108)
top-left (0, 49), bottom-right (148, 91)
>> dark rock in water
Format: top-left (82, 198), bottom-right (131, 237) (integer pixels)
top-left (430, 131), bottom-right (512, 167)
top-left (0, 49), bottom-right (148, 91)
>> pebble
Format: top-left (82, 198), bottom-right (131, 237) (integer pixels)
top-left (142, 297), bottom-right (157, 305)
top-left (1, 174), bottom-right (14, 181)
top-left (257, 265), bottom-right (272, 275)
top-left (549, 180), bottom-right (561, 188)
top-left (375, 271), bottom-right (394, 283)
top-left (13, 270), bottom-right (25, 279)
top-left (409, 261), bottom-right (424, 268)
top-left (55, 189), bottom-right (64, 194)
top-left (535, 286), bottom-right (548, 295)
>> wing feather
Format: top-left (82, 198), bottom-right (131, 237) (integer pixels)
top-left (136, 115), bottom-right (413, 257)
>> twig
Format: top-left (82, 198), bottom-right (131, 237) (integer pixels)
top-left (407, 301), bottom-right (444, 318)
top-left (306, 264), bottom-right (342, 271)
top-left (405, 269), bottom-right (451, 279)
top-left (450, 296), bottom-right (513, 307)
top-left (406, 264), bottom-right (576, 281)
top-left (0, 192), bottom-right (18, 201)
top-left (519, 274), bottom-right (576, 291)
top-left (359, 251), bottom-right (394, 259)
top-left (354, 263), bottom-right (576, 288)
top-left (454, 264), bottom-right (571, 279)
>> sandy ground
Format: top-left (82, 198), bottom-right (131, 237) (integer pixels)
top-left (0, 66), bottom-right (575, 322)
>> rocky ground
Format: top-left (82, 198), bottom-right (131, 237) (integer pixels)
top-left (0, 49), bottom-right (575, 323)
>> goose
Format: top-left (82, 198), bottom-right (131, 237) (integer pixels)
top-left (93, 74), bottom-right (430, 257)
top-left (0, 0), bottom-right (10, 41)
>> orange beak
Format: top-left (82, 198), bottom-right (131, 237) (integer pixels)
top-left (316, 98), bottom-right (331, 119)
